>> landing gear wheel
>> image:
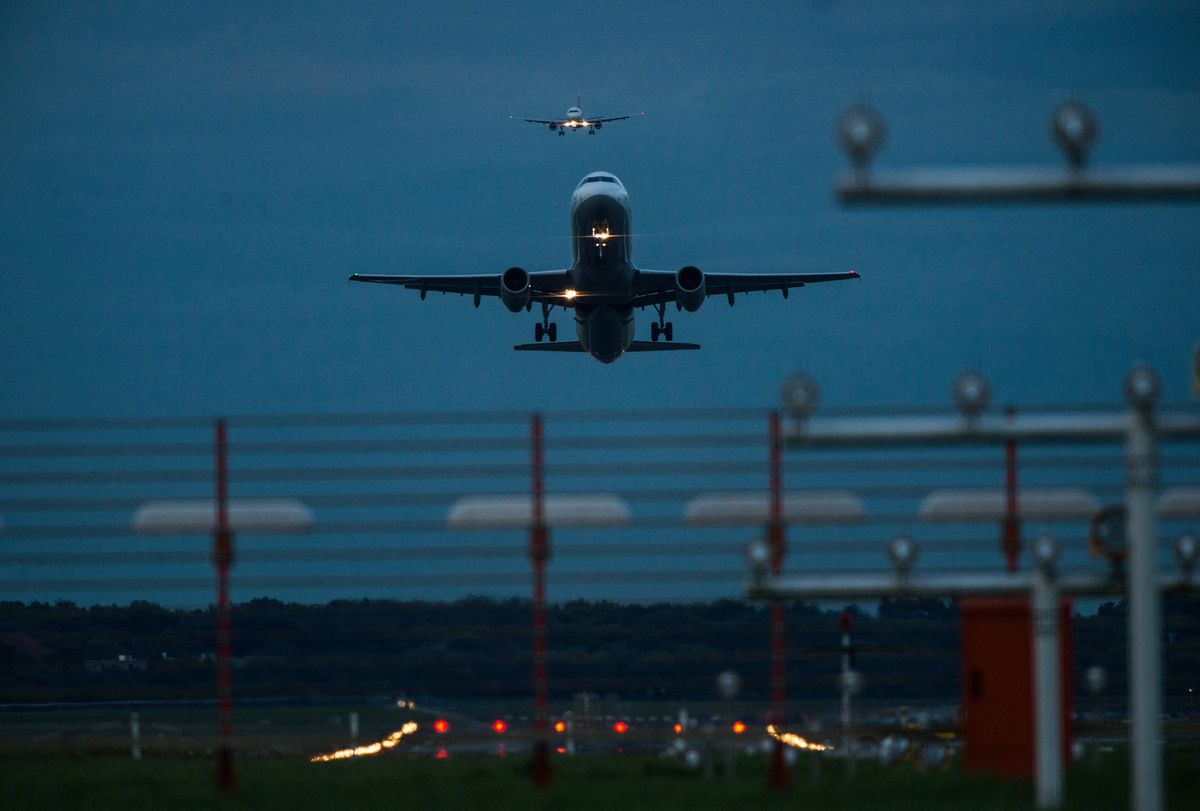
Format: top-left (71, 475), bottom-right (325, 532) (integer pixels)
top-left (534, 323), bottom-right (545, 342)
top-left (547, 323), bottom-right (557, 342)
top-left (651, 302), bottom-right (672, 342)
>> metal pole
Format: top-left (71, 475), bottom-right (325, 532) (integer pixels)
top-left (213, 417), bottom-right (234, 792)
top-left (1032, 564), bottom-right (1062, 808)
top-left (130, 712), bottom-right (141, 761)
top-left (529, 413), bottom-right (552, 789)
top-left (1126, 389), bottom-right (1162, 811)
top-left (1003, 407), bottom-right (1021, 571)
top-left (767, 411), bottom-right (790, 790)
top-left (840, 610), bottom-right (854, 777)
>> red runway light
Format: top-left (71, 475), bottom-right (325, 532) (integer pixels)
top-left (554, 721), bottom-right (566, 733)
top-left (435, 749), bottom-right (449, 759)
top-left (732, 721), bottom-right (746, 735)
top-left (673, 723), bottom-right (683, 734)
top-left (613, 721), bottom-right (628, 734)
top-left (433, 719), bottom-right (449, 734)
top-left (492, 719), bottom-right (507, 734)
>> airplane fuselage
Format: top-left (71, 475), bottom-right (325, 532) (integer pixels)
top-left (567, 173), bottom-right (639, 363)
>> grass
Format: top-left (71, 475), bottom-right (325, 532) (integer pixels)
top-left (3, 751), bottom-right (1200, 810)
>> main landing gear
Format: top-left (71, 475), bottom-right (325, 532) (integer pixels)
top-left (649, 302), bottom-right (673, 342)
top-left (534, 302), bottom-right (558, 343)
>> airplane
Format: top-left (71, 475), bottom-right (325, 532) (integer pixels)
top-left (349, 172), bottom-right (859, 364)
top-left (515, 96), bottom-right (643, 135)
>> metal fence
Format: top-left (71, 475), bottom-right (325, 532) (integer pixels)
top-left (1, 380), bottom-right (1198, 796)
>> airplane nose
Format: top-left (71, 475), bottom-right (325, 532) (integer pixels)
top-left (573, 195), bottom-right (626, 236)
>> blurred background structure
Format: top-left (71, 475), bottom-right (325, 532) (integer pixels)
top-left (2, 369), bottom-right (1199, 807)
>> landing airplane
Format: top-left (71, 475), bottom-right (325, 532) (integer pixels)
top-left (349, 172), bottom-right (859, 364)
top-left (516, 97), bottom-right (643, 135)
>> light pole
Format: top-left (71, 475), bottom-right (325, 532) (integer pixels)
top-left (1124, 365), bottom-right (1163, 811)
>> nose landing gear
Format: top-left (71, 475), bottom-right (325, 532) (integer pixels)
top-left (649, 302), bottom-right (673, 342)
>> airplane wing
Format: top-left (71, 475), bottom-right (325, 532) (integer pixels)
top-left (589, 113), bottom-right (642, 124)
top-left (514, 341), bottom-right (700, 352)
top-left (629, 269), bottom-right (859, 308)
top-left (349, 270), bottom-right (575, 305)
top-left (521, 118), bottom-right (563, 125)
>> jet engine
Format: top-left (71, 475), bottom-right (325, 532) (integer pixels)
top-left (674, 266), bottom-right (706, 312)
top-left (500, 266), bottom-right (531, 313)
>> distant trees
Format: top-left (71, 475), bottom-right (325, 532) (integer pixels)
top-left (1, 594), bottom-right (1197, 706)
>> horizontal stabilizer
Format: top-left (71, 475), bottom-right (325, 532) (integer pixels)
top-left (513, 340), bottom-right (701, 353)
top-left (513, 341), bottom-right (588, 352)
top-left (625, 341), bottom-right (701, 351)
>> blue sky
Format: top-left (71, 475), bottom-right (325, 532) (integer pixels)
top-left (2, 1), bottom-right (1198, 420)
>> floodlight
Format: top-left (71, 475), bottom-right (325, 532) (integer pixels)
top-left (836, 105), bottom-right (886, 169)
top-left (744, 538), bottom-right (771, 577)
top-left (1031, 532), bottom-right (1060, 574)
top-left (1176, 533), bottom-right (1198, 574)
top-left (781, 373), bottom-right (820, 418)
top-left (1123, 364), bottom-right (1161, 411)
top-left (716, 670), bottom-right (741, 701)
top-left (952, 370), bottom-right (991, 417)
top-left (887, 534), bottom-right (918, 574)
top-left (1050, 102), bottom-right (1098, 169)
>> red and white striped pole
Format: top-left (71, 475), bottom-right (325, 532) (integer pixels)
top-left (529, 413), bottom-right (552, 788)
top-left (213, 418), bottom-right (235, 792)
top-left (768, 411), bottom-right (790, 789)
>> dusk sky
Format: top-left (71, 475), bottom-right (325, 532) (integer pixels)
top-left (3, 1), bottom-right (1198, 419)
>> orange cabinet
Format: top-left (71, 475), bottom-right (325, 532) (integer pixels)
top-left (960, 597), bottom-right (1073, 778)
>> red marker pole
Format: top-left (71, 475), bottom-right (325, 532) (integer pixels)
top-left (1002, 407), bottom-right (1021, 571)
top-left (213, 418), bottom-right (235, 792)
top-left (529, 413), bottom-right (552, 788)
top-left (768, 411), bottom-right (790, 790)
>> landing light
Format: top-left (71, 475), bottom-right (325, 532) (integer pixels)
top-left (563, 289), bottom-right (578, 300)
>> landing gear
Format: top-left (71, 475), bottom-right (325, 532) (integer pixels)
top-left (534, 303), bottom-right (558, 342)
top-left (649, 302), bottom-right (673, 342)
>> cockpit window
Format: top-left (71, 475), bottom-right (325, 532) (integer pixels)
top-left (578, 174), bottom-right (620, 187)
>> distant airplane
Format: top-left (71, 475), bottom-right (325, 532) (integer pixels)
top-left (349, 172), bottom-right (859, 364)
top-left (515, 96), bottom-right (643, 135)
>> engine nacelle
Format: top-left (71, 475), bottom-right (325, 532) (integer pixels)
top-left (500, 266), bottom-right (531, 313)
top-left (674, 266), bottom-right (705, 312)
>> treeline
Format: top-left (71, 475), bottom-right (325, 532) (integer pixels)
top-left (1, 595), bottom-right (1197, 706)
